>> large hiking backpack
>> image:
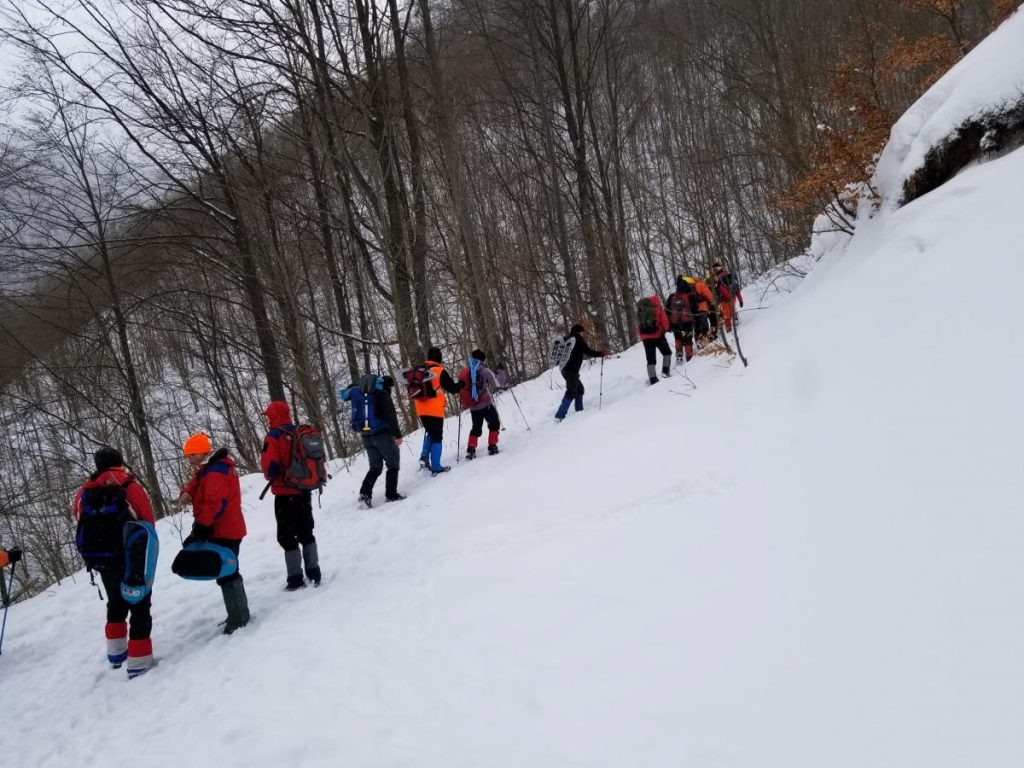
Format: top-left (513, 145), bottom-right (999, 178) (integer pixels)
top-left (403, 364), bottom-right (437, 400)
top-left (636, 298), bottom-right (659, 334)
top-left (548, 336), bottom-right (577, 369)
top-left (666, 293), bottom-right (694, 327)
top-left (341, 376), bottom-right (386, 433)
top-left (459, 360), bottom-right (488, 409)
top-left (283, 425), bottom-right (328, 491)
top-left (121, 520), bottom-right (159, 604)
top-left (76, 483), bottom-right (134, 570)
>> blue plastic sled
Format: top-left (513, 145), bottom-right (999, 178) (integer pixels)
top-left (171, 542), bottom-right (239, 581)
top-left (121, 521), bottom-right (159, 604)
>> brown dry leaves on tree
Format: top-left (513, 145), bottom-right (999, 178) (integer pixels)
top-left (779, 23), bottom-right (962, 228)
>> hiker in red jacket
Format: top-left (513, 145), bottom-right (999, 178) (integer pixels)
top-left (72, 445), bottom-right (156, 678)
top-left (177, 433), bottom-right (250, 634)
top-left (637, 295), bottom-right (671, 384)
top-left (261, 401), bottom-right (321, 590)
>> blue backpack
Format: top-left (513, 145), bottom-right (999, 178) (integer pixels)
top-left (339, 375), bottom-right (386, 434)
top-left (121, 521), bottom-right (159, 604)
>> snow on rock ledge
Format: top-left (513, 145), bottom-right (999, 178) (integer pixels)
top-left (874, 6), bottom-right (1024, 207)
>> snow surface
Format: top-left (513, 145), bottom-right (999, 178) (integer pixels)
top-left (5, 152), bottom-right (1024, 766)
top-left (874, 6), bottom-right (1024, 205)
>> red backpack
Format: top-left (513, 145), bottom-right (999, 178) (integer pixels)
top-left (666, 293), bottom-right (693, 327)
top-left (284, 425), bottom-right (328, 491)
top-left (403, 364), bottom-right (437, 400)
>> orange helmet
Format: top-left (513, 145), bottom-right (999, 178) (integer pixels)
top-left (182, 432), bottom-right (213, 456)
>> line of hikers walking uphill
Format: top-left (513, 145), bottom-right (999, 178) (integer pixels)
top-left (2, 263), bottom-right (744, 677)
top-left (634, 263), bottom-right (744, 384)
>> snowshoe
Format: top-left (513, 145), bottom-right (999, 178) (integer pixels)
top-left (418, 456), bottom-right (430, 471)
top-left (385, 493), bottom-right (406, 503)
top-left (358, 494), bottom-right (372, 509)
top-left (488, 445), bottom-right (499, 456)
top-left (466, 448), bottom-right (476, 460)
top-left (430, 466), bottom-right (451, 476)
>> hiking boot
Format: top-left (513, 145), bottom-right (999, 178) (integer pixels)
top-left (466, 447), bottom-right (476, 460)
top-left (418, 456), bottom-right (430, 470)
top-left (285, 574), bottom-right (306, 591)
top-left (221, 577), bottom-right (250, 634)
top-left (488, 445), bottom-right (499, 456)
top-left (358, 493), bottom-right (372, 508)
top-left (649, 376), bottom-right (659, 385)
top-left (430, 466), bottom-right (451, 476)
top-left (385, 493), bottom-right (406, 503)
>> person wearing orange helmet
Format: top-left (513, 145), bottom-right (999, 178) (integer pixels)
top-left (177, 433), bottom-right (250, 634)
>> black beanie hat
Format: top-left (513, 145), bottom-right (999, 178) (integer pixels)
top-left (570, 324), bottom-right (585, 335)
top-left (471, 349), bottom-right (486, 362)
top-left (427, 346), bottom-right (443, 362)
top-left (94, 445), bottom-right (124, 472)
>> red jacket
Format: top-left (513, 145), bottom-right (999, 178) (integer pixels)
top-left (638, 296), bottom-right (670, 340)
top-left (261, 400), bottom-right (301, 496)
top-left (182, 449), bottom-right (247, 540)
top-left (73, 468), bottom-right (156, 524)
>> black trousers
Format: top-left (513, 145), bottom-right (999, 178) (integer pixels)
top-left (211, 538), bottom-right (242, 586)
top-left (693, 313), bottom-right (711, 339)
top-left (360, 432), bottom-right (400, 497)
top-left (274, 492), bottom-right (315, 552)
top-left (671, 325), bottom-right (694, 347)
top-left (643, 336), bottom-right (672, 365)
top-left (470, 405), bottom-right (501, 436)
top-left (561, 369), bottom-right (585, 399)
top-left (419, 415), bottom-right (444, 445)
top-left (100, 567), bottom-right (152, 640)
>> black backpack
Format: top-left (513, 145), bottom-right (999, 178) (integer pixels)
top-left (76, 483), bottom-right (134, 570)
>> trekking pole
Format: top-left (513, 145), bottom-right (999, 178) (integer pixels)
top-left (599, 357), bottom-right (605, 411)
top-left (506, 386), bottom-right (531, 432)
top-left (0, 566), bottom-right (16, 655)
top-left (456, 405), bottom-right (463, 464)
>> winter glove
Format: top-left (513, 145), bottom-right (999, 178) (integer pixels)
top-left (8, 547), bottom-right (22, 564)
top-left (190, 523), bottom-right (213, 542)
top-left (738, 298), bottom-right (744, 308)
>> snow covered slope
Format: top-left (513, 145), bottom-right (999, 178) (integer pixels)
top-left (5, 152), bottom-right (1024, 766)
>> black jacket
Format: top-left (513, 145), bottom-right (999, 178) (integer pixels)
top-left (373, 387), bottom-right (403, 439)
top-left (562, 331), bottom-right (602, 376)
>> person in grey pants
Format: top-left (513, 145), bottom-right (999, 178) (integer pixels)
top-left (350, 375), bottom-right (405, 507)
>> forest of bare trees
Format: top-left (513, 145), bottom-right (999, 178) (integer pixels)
top-left (0, 0), bottom-right (1014, 596)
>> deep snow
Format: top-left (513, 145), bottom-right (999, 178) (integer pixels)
top-left (4, 152), bottom-right (1024, 767)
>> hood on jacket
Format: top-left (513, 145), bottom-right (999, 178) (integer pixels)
top-left (84, 467), bottom-right (135, 489)
top-left (648, 295), bottom-right (663, 308)
top-left (206, 447), bottom-right (233, 467)
top-left (263, 401), bottom-right (292, 428)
